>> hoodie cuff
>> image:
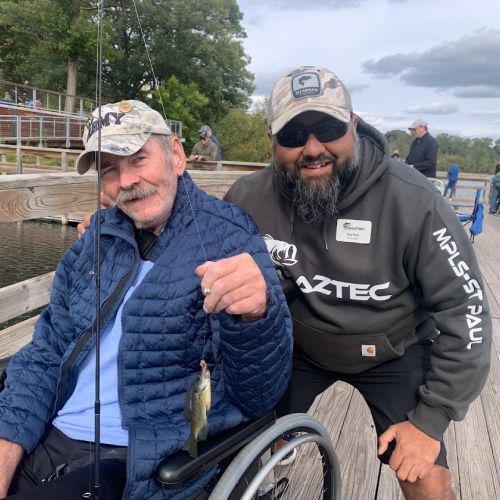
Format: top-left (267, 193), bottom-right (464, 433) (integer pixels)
top-left (407, 403), bottom-right (451, 441)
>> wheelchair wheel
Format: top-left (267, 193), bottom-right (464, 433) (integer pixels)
top-left (209, 413), bottom-right (340, 500)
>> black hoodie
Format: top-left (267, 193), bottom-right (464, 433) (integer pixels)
top-left (225, 119), bottom-right (491, 441)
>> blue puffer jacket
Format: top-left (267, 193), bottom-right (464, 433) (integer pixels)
top-left (0, 173), bottom-right (293, 499)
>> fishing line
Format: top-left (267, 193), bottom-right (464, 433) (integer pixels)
top-left (131, 0), bottom-right (211, 348)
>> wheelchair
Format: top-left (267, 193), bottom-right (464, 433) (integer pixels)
top-left (156, 412), bottom-right (341, 500)
top-left (0, 357), bottom-right (341, 499)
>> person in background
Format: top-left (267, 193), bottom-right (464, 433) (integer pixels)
top-left (200, 125), bottom-right (222, 161)
top-left (225, 65), bottom-right (491, 500)
top-left (0, 100), bottom-right (292, 500)
top-left (189, 129), bottom-right (217, 162)
top-left (488, 163), bottom-right (500, 214)
top-left (390, 150), bottom-right (401, 159)
top-left (406, 119), bottom-right (439, 177)
top-left (443, 163), bottom-right (460, 199)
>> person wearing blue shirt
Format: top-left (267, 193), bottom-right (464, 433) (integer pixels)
top-left (443, 163), bottom-right (460, 199)
top-left (0, 100), bottom-right (292, 500)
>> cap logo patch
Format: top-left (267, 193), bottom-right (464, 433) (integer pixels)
top-left (86, 112), bottom-right (126, 140)
top-left (292, 72), bottom-right (321, 99)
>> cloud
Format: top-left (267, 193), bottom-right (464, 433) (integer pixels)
top-left (346, 83), bottom-right (370, 93)
top-left (362, 30), bottom-right (500, 97)
top-left (404, 103), bottom-right (459, 115)
top-left (452, 86), bottom-right (500, 99)
top-left (470, 109), bottom-right (500, 119)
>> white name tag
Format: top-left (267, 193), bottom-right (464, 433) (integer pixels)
top-left (336, 219), bottom-right (372, 244)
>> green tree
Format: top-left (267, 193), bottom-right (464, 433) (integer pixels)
top-left (0, 0), bottom-right (254, 122)
top-left (215, 104), bottom-right (270, 162)
top-left (145, 75), bottom-right (209, 150)
top-left (0, 0), bottom-right (97, 111)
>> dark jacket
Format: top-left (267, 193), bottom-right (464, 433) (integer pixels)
top-left (0, 173), bottom-right (293, 499)
top-left (225, 119), bottom-right (491, 441)
top-left (406, 131), bottom-right (439, 177)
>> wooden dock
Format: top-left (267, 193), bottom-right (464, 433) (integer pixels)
top-left (0, 171), bottom-right (499, 499)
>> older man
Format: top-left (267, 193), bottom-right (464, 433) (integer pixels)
top-left (0, 100), bottom-right (292, 499)
top-left (405, 119), bottom-right (439, 177)
top-left (225, 66), bottom-right (491, 500)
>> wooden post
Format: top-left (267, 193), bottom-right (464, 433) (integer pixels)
top-left (61, 151), bottom-right (68, 172)
top-left (16, 116), bottom-right (22, 174)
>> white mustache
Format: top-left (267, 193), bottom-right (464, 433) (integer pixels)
top-left (116, 184), bottom-right (158, 204)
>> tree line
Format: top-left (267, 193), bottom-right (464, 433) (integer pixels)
top-left (215, 107), bottom-right (500, 174)
top-left (1, 0), bottom-right (498, 172)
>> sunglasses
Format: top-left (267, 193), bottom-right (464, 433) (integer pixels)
top-left (275, 117), bottom-right (349, 148)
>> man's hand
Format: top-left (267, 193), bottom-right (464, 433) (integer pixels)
top-left (378, 421), bottom-right (440, 483)
top-left (195, 253), bottom-right (267, 320)
top-left (77, 213), bottom-right (92, 239)
top-left (76, 192), bottom-right (114, 239)
top-left (0, 438), bottom-right (24, 497)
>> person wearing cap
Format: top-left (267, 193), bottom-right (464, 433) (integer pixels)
top-left (405, 119), bottom-right (439, 177)
top-left (0, 100), bottom-right (292, 499)
top-left (189, 129), bottom-right (217, 162)
top-left (199, 124), bottom-right (222, 161)
top-left (225, 66), bottom-right (491, 499)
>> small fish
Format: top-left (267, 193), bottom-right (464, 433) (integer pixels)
top-left (183, 359), bottom-right (211, 458)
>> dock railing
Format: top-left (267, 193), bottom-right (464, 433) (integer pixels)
top-left (0, 167), bottom-right (257, 350)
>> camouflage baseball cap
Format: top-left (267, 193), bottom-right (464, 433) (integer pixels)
top-left (268, 66), bottom-right (353, 135)
top-left (76, 100), bottom-right (172, 174)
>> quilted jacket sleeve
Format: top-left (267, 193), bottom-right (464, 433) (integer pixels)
top-left (213, 223), bottom-right (293, 419)
top-left (0, 243), bottom-right (82, 452)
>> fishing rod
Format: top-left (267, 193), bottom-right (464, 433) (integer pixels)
top-left (88, 0), bottom-right (104, 497)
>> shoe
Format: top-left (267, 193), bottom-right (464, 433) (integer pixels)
top-left (258, 477), bottom-right (289, 499)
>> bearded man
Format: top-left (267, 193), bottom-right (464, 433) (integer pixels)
top-left (224, 66), bottom-right (491, 500)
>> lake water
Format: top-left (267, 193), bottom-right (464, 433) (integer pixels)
top-left (0, 220), bottom-right (78, 289)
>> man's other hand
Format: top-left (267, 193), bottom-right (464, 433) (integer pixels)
top-left (378, 421), bottom-right (440, 483)
top-left (77, 193), bottom-right (114, 239)
top-left (195, 253), bottom-right (267, 320)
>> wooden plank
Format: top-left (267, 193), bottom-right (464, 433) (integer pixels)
top-left (377, 465), bottom-right (405, 500)
top-left (478, 347), bottom-right (500, 480)
top-left (0, 315), bottom-right (36, 359)
top-left (0, 272), bottom-right (53, 323)
top-left (0, 180), bottom-right (96, 221)
top-left (331, 387), bottom-right (379, 500)
top-left (0, 170), bottom-right (247, 223)
top-left (453, 379), bottom-right (500, 499)
top-left (309, 381), bottom-right (354, 447)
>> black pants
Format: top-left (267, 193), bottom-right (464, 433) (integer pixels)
top-left (7, 426), bottom-right (127, 500)
top-left (276, 340), bottom-right (448, 467)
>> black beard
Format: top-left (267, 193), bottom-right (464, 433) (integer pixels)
top-left (273, 138), bottom-right (360, 224)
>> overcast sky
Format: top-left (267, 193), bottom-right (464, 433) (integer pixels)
top-left (236, 0), bottom-right (500, 139)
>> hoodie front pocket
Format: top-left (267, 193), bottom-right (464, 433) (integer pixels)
top-left (292, 316), bottom-right (404, 374)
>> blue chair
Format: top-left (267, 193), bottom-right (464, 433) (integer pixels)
top-left (452, 189), bottom-right (484, 242)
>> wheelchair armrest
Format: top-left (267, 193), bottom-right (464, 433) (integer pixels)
top-left (155, 411), bottom-right (275, 489)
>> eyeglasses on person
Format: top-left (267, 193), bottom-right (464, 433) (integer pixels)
top-left (275, 117), bottom-right (349, 148)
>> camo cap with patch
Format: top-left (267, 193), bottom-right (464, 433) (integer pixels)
top-left (76, 100), bottom-right (172, 174)
top-left (268, 66), bottom-right (353, 135)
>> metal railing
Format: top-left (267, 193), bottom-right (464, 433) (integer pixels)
top-left (0, 115), bottom-right (86, 148)
top-left (0, 79), bottom-right (95, 116)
